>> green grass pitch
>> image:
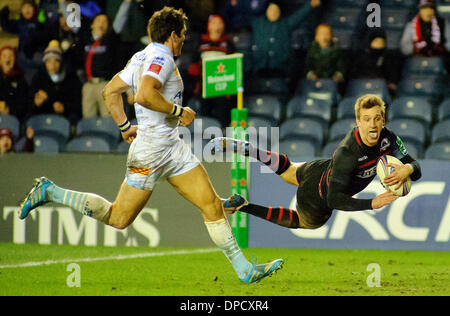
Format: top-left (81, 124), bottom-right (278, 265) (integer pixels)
top-left (0, 243), bottom-right (449, 296)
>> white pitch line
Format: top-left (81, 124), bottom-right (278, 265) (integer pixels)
top-left (0, 248), bottom-right (221, 269)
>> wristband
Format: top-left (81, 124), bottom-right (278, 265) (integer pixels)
top-left (119, 119), bottom-right (131, 133)
top-left (171, 104), bottom-right (184, 117)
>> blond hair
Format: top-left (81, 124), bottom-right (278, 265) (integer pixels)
top-left (354, 94), bottom-right (386, 120)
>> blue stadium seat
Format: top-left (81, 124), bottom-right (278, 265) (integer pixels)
top-left (322, 140), bottom-right (342, 158)
top-left (14, 135), bottom-right (60, 153)
top-left (65, 136), bottom-right (111, 153)
top-left (0, 114), bottom-right (20, 139)
top-left (388, 97), bottom-right (433, 128)
top-left (247, 116), bottom-right (277, 146)
top-left (387, 118), bottom-right (427, 150)
top-left (336, 96), bottom-right (360, 120)
top-left (345, 79), bottom-right (391, 103)
top-left (438, 98), bottom-right (450, 121)
top-left (431, 120), bottom-right (450, 143)
top-left (76, 116), bottom-right (121, 148)
top-left (324, 7), bottom-right (363, 29)
top-left (291, 27), bottom-right (309, 50)
top-left (295, 79), bottom-right (339, 105)
top-left (402, 57), bottom-right (447, 78)
top-left (247, 77), bottom-right (289, 96)
top-left (402, 140), bottom-right (421, 159)
top-left (382, 8), bottom-right (411, 30)
top-left (425, 142), bottom-right (450, 160)
top-left (383, 0), bottom-right (416, 8)
top-left (278, 139), bottom-right (316, 158)
top-left (285, 95), bottom-right (332, 128)
top-left (246, 95), bottom-right (283, 123)
top-left (26, 114), bottom-right (70, 147)
top-left (396, 76), bottom-right (445, 102)
top-left (329, 0), bottom-right (367, 8)
top-left (329, 118), bottom-right (356, 141)
top-left (279, 118), bottom-right (324, 151)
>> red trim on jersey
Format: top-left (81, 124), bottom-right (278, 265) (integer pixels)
top-left (289, 209), bottom-right (293, 224)
top-left (354, 129), bottom-right (362, 147)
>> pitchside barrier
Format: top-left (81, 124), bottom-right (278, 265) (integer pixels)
top-left (1, 155), bottom-right (449, 251)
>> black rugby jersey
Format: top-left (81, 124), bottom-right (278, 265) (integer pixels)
top-left (296, 127), bottom-right (421, 214)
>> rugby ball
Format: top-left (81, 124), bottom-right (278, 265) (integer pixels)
top-left (376, 155), bottom-right (411, 196)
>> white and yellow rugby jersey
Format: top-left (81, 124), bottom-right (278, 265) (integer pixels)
top-left (119, 42), bottom-right (183, 138)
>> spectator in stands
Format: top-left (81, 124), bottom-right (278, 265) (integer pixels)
top-left (350, 28), bottom-right (400, 96)
top-left (249, 0), bottom-right (321, 77)
top-left (187, 14), bottom-right (236, 126)
top-left (76, 14), bottom-right (118, 118)
top-left (0, 127), bottom-right (34, 154)
top-left (106, 0), bottom-right (147, 68)
top-left (0, 0), bottom-right (53, 83)
top-left (29, 42), bottom-right (82, 125)
top-left (400, 0), bottom-right (450, 57)
top-left (220, 0), bottom-right (267, 32)
top-left (0, 46), bottom-right (29, 123)
top-left (305, 24), bottom-right (345, 83)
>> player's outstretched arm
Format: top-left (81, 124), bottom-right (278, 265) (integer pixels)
top-left (371, 191), bottom-right (398, 209)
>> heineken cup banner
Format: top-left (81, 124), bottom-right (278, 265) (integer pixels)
top-left (202, 53), bottom-right (243, 99)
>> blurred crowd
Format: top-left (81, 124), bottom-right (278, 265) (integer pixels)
top-left (0, 0), bottom-right (449, 157)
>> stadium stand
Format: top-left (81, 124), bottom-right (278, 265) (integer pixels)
top-left (279, 117), bottom-right (324, 151)
top-left (438, 98), bottom-right (450, 121)
top-left (0, 114), bottom-right (20, 140)
top-left (246, 95), bottom-right (283, 124)
top-left (387, 118), bottom-right (427, 155)
top-left (425, 142), bottom-right (450, 160)
top-left (388, 97), bottom-right (433, 129)
top-left (329, 118), bottom-right (356, 141)
top-left (431, 119), bottom-right (450, 143)
top-left (26, 114), bottom-right (71, 148)
top-left (278, 139), bottom-right (316, 158)
top-left (76, 116), bottom-right (121, 148)
top-left (286, 95), bottom-right (333, 128)
top-left (65, 136), bottom-right (111, 153)
top-left (15, 135), bottom-right (59, 154)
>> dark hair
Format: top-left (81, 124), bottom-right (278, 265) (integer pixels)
top-left (147, 7), bottom-right (188, 44)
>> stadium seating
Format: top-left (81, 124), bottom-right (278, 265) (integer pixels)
top-left (247, 116), bottom-right (277, 145)
top-left (329, 0), bottom-right (367, 9)
top-left (247, 77), bottom-right (289, 96)
top-left (336, 96), bottom-right (358, 120)
top-left (388, 97), bottom-right (433, 128)
top-left (26, 114), bottom-right (71, 147)
top-left (65, 136), bottom-right (111, 153)
top-left (330, 27), bottom-right (355, 50)
top-left (15, 135), bottom-right (60, 154)
top-left (345, 79), bottom-right (391, 103)
top-left (385, 29), bottom-right (404, 50)
top-left (431, 120), bottom-right (450, 144)
top-left (438, 98), bottom-right (450, 121)
top-left (246, 95), bottom-right (283, 123)
top-left (381, 8), bottom-right (411, 30)
top-left (425, 142), bottom-right (450, 160)
top-left (402, 57), bottom-right (447, 78)
top-left (387, 118), bottom-right (427, 151)
top-left (295, 79), bottom-right (339, 106)
top-left (322, 139), bottom-right (341, 158)
top-left (383, 0), bottom-right (417, 8)
top-left (324, 7), bottom-right (363, 30)
top-left (76, 116), bottom-right (121, 148)
top-left (278, 139), bottom-right (316, 158)
top-left (329, 118), bottom-right (356, 141)
top-left (279, 118), bottom-right (324, 151)
top-left (231, 31), bottom-right (252, 53)
top-left (285, 95), bottom-right (332, 128)
top-left (396, 76), bottom-right (444, 103)
top-left (0, 114), bottom-right (20, 139)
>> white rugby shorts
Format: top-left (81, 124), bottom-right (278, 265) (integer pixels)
top-left (125, 133), bottom-right (200, 190)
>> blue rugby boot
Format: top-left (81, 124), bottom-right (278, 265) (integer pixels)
top-left (19, 177), bottom-right (53, 220)
top-left (222, 194), bottom-right (248, 215)
top-left (209, 137), bottom-right (251, 156)
top-left (240, 257), bottom-right (283, 284)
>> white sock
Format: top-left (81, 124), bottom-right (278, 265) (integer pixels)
top-left (205, 218), bottom-right (252, 279)
top-left (47, 184), bottom-right (111, 223)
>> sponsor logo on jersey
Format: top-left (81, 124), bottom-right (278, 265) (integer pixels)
top-left (356, 165), bottom-right (377, 179)
top-left (380, 138), bottom-right (390, 152)
top-left (358, 155), bottom-right (368, 162)
top-left (149, 63), bottom-right (162, 74)
top-left (396, 136), bottom-right (408, 155)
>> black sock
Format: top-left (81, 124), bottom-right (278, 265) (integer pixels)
top-left (250, 147), bottom-right (291, 175)
top-left (240, 203), bottom-right (300, 228)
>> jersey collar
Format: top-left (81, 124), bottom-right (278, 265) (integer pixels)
top-left (151, 42), bottom-right (173, 56)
